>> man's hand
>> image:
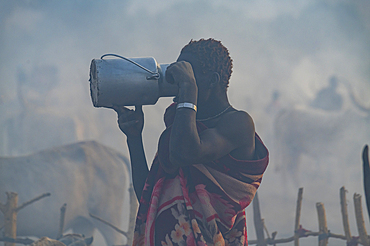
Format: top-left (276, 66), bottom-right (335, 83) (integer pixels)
top-left (165, 61), bottom-right (197, 89)
top-left (113, 105), bottom-right (144, 138)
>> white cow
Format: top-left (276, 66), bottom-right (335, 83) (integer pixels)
top-left (0, 141), bottom-right (131, 246)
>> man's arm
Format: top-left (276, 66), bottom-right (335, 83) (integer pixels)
top-left (127, 135), bottom-right (149, 200)
top-left (114, 106), bottom-right (148, 200)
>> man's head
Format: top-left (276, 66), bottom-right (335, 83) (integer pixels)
top-left (180, 38), bottom-right (233, 90)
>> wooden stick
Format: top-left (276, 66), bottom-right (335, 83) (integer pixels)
top-left (340, 186), bottom-right (352, 243)
top-left (248, 230), bottom-right (351, 245)
top-left (316, 202), bottom-right (328, 246)
top-left (354, 193), bottom-right (369, 246)
top-left (0, 237), bottom-right (34, 245)
top-left (362, 145), bottom-right (370, 222)
top-left (57, 203), bottom-right (67, 240)
top-left (249, 231), bottom-right (320, 245)
top-left (327, 232), bottom-right (346, 240)
top-left (294, 188), bottom-right (303, 246)
top-left (15, 192), bottom-right (50, 212)
top-left (253, 192), bottom-right (266, 246)
top-left (3, 192), bottom-right (18, 246)
top-left (89, 213), bottom-right (128, 238)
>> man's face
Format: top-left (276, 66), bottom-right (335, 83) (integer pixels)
top-left (176, 52), bottom-right (212, 88)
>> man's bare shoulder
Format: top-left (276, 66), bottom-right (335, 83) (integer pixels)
top-left (214, 109), bottom-right (255, 159)
top-left (219, 109), bottom-right (254, 128)
top-left (217, 109), bottom-right (255, 141)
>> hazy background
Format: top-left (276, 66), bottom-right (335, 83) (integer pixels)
top-left (0, 0), bottom-right (369, 245)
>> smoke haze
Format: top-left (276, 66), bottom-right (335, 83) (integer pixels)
top-left (0, 0), bottom-right (369, 245)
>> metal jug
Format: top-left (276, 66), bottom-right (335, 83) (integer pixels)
top-left (89, 54), bottom-right (178, 108)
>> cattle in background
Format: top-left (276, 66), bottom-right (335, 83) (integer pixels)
top-left (273, 84), bottom-right (370, 184)
top-left (0, 141), bottom-right (131, 246)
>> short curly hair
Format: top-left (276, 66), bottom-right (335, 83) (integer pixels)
top-left (180, 38), bottom-right (233, 89)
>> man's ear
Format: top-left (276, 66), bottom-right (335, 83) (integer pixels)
top-left (210, 72), bottom-right (220, 87)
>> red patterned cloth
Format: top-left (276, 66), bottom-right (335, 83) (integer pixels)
top-left (132, 104), bottom-right (269, 246)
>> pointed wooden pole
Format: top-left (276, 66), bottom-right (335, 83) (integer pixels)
top-left (316, 202), bottom-right (328, 246)
top-left (57, 203), bottom-right (67, 240)
top-left (340, 187), bottom-right (352, 244)
top-left (294, 188), bottom-right (303, 246)
top-left (354, 193), bottom-right (369, 246)
top-left (0, 192), bottom-right (18, 246)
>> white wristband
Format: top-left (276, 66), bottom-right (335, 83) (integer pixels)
top-left (177, 102), bottom-right (197, 112)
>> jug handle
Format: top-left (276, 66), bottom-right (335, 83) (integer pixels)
top-left (101, 54), bottom-right (160, 80)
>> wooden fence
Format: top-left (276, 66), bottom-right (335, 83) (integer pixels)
top-left (1, 146), bottom-right (368, 245)
top-left (248, 187), bottom-right (370, 246)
